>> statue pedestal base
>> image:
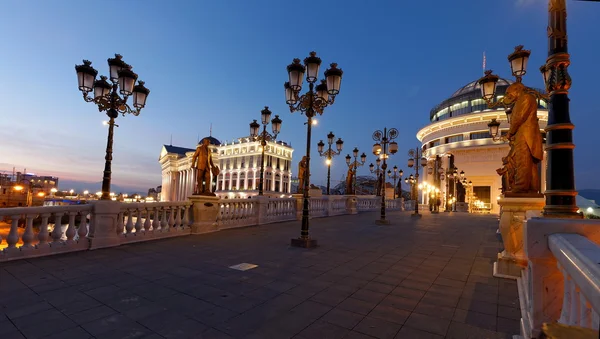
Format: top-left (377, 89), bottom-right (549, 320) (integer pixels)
top-left (189, 195), bottom-right (220, 234)
top-left (493, 195), bottom-right (544, 279)
top-left (291, 237), bottom-right (318, 248)
top-left (346, 195), bottom-right (358, 215)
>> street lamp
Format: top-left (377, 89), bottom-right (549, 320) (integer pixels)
top-left (407, 147), bottom-right (427, 217)
top-left (478, 0), bottom-right (582, 218)
top-left (372, 128), bottom-right (399, 224)
top-left (286, 51), bottom-right (343, 248)
top-left (75, 55), bottom-right (150, 201)
top-left (387, 166), bottom-right (403, 200)
top-left (317, 131), bottom-right (343, 195)
top-left (452, 168), bottom-right (459, 212)
top-left (249, 106), bottom-right (282, 196)
top-left (346, 148), bottom-right (367, 195)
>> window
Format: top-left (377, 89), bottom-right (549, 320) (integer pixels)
top-left (428, 139), bottom-right (440, 148)
top-left (276, 157), bottom-right (281, 169)
top-left (233, 158), bottom-right (238, 168)
top-left (445, 135), bottom-right (463, 143)
top-left (241, 156), bottom-right (246, 168)
top-left (471, 98), bottom-right (486, 112)
top-left (240, 179), bottom-right (245, 189)
top-left (470, 131), bottom-right (491, 140)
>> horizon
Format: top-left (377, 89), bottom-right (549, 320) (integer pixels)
top-left (2, 0), bottom-right (599, 191)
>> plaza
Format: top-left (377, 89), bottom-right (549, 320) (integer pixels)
top-left (0, 211), bottom-right (520, 339)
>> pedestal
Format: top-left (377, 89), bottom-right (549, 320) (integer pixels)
top-left (89, 200), bottom-right (121, 249)
top-left (292, 194), bottom-right (303, 220)
top-left (189, 195), bottom-right (220, 234)
top-left (493, 195), bottom-right (544, 279)
top-left (346, 195), bottom-right (358, 215)
top-left (290, 237), bottom-right (318, 248)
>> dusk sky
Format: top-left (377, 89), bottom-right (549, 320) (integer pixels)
top-left (1, 0), bottom-right (599, 192)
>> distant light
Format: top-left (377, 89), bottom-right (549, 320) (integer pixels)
top-left (312, 119), bottom-right (318, 125)
top-left (587, 207), bottom-right (594, 213)
top-left (83, 190), bottom-right (89, 195)
top-left (102, 121), bottom-right (109, 126)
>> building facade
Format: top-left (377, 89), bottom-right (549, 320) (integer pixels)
top-left (416, 77), bottom-right (548, 214)
top-left (159, 136), bottom-right (294, 201)
top-left (0, 172), bottom-right (59, 207)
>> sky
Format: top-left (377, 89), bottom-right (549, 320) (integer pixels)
top-left (1, 0), bottom-right (599, 193)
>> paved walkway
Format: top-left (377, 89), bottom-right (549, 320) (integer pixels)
top-left (0, 211), bottom-right (520, 339)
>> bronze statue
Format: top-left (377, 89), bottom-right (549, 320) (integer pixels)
top-left (346, 167), bottom-right (355, 195)
top-left (501, 83), bottom-right (544, 194)
top-left (211, 165), bottom-right (220, 193)
top-left (297, 156), bottom-right (307, 194)
top-left (191, 138), bottom-right (216, 196)
top-left (496, 142), bottom-right (516, 193)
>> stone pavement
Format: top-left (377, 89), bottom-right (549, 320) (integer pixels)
top-left (0, 211), bottom-right (520, 339)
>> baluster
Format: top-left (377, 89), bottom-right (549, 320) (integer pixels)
top-left (571, 282), bottom-right (580, 325)
top-left (6, 215), bottom-right (20, 250)
top-left (65, 212), bottom-right (77, 243)
top-left (160, 207), bottom-right (168, 230)
top-left (38, 213), bottom-right (50, 247)
top-left (124, 209), bottom-right (134, 234)
top-left (77, 211), bottom-right (88, 239)
top-left (579, 291), bottom-right (591, 328)
top-left (182, 204), bottom-right (190, 227)
top-left (52, 212), bottom-right (63, 243)
top-left (175, 205), bottom-right (182, 228)
top-left (152, 206), bottom-right (160, 230)
top-left (116, 211), bottom-right (125, 235)
top-left (21, 214), bottom-right (35, 249)
top-left (134, 207), bottom-right (143, 233)
top-left (168, 206), bottom-right (175, 229)
top-left (144, 207), bottom-right (152, 231)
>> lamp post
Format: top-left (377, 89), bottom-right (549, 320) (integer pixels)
top-left (249, 106), bottom-right (282, 196)
top-left (478, 0), bottom-right (584, 217)
top-left (345, 148), bottom-right (367, 195)
top-left (317, 132), bottom-right (344, 195)
top-left (285, 51), bottom-right (343, 248)
top-left (387, 166), bottom-right (403, 200)
top-left (407, 147), bottom-right (427, 217)
top-left (372, 128), bottom-right (399, 224)
top-left (75, 55), bottom-right (150, 201)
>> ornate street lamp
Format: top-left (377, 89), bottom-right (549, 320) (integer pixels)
top-left (407, 148), bottom-right (427, 217)
top-left (369, 158), bottom-right (384, 196)
top-left (75, 54), bottom-right (150, 200)
top-left (387, 166), bottom-right (403, 200)
top-left (477, 0), bottom-right (582, 218)
top-left (317, 132), bottom-right (343, 195)
top-left (346, 148), bottom-right (367, 195)
top-left (249, 106), bottom-right (282, 196)
top-left (286, 52), bottom-right (343, 248)
top-left (372, 128), bottom-right (399, 224)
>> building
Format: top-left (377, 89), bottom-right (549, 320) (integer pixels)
top-left (416, 77), bottom-right (549, 214)
top-left (159, 136), bottom-right (294, 201)
top-left (0, 171), bottom-right (59, 207)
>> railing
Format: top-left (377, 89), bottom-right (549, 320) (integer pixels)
top-left (328, 196), bottom-right (348, 216)
top-left (117, 202), bottom-right (192, 243)
top-left (357, 196), bottom-right (379, 211)
top-left (309, 197), bottom-right (328, 218)
top-left (549, 233), bottom-right (600, 330)
top-left (217, 199), bottom-right (257, 229)
top-left (0, 204), bottom-right (92, 261)
top-left (385, 199), bottom-right (401, 210)
top-left (265, 198), bottom-right (296, 223)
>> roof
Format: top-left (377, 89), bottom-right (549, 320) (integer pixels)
top-left (450, 78), bottom-right (514, 98)
top-left (164, 145), bottom-right (194, 155)
top-left (199, 136), bottom-right (220, 146)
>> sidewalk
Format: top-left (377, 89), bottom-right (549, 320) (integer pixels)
top-left (0, 211), bottom-right (520, 339)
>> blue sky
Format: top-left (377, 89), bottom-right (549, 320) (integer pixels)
top-left (1, 0), bottom-right (599, 192)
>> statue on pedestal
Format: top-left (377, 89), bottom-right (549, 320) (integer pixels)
top-left (297, 156), bottom-right (307, 194)
top-left (496, 141), bottom-right (516, 193)
top-left (211, 165), bottom-right (220, 193)
top-left (500, 83), bottom-right (544, 194)
top-left (346, 167), bottom-right (355, 195)
top-left (191, 138), bottom-right (216, 196)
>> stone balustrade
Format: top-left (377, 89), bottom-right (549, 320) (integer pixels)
top-left (0, 195), bottom-right (403, 262)
top-left (513, 217), bottom-right (600, 338)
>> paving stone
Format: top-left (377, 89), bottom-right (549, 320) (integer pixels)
top-left (498, 304), bottom-right (521, 320)
top-left (354, 316), bottom-right (402, 339)
top-left (413, 302), bottom-right (455, 320)
top-left (394, 326), bottom-right (444, 339)
top-left (12, 308), bottom-right (77, 338)
top-left (351, 288), bottom-right (388, 303)
top-left (404, 312), bottom-right (451, 336)
top-left (367, 304), bottom-right (410, 325)
top-left (337, 298), bottom-right (378, 316)
top-left (497, 316), bottom-right (520, 334)
top-left (43, 326), bottom-right (93, 339)
top-left (389, 286), bottom-right (425, 300)
top-left (452, 308), bottom-right (497, 331)
top-left (322, 308), bottom-right (365, 329)
top-left (295, 320), bottom-right (349, 339)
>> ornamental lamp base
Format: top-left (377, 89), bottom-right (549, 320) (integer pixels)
top-left (291, 237), bottom-right (318, 248)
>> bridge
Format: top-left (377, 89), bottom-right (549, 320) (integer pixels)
top-left (0, 196), bottom-right (598, 338)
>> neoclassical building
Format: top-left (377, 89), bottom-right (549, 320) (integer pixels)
top-left (416, 77), bottom-right (548, 214)
top-left (159, 136), bottom-right (294, 201)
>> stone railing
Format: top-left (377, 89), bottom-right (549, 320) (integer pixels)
top-left (0, 195), bottom-right (406, 262)
top-left (117, 202), bottom-right (193, 243)
top-left (516, 217), bottom-right (600, 338)
top-left (0, 204), bottom-right (92, 261)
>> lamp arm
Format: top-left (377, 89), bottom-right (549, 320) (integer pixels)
top-left (485, 100), bottom-right (507, 109)
top-left (525, 87), bottom-right (550, 101)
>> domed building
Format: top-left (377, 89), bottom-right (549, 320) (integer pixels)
top-left (159, 135), bottom-right (294, 201)
top-left (416, 77), bottom-right (549, 214)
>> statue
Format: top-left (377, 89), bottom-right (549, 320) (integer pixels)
top-left (297, 156), bottom-right (307, 194)
top-left (191, 138), bottom-right (216, 196)
top-left (496, 141), bottom-right (516, 193)
top-left (502, 83), bottom-right (544, 194)
top-left (346, 167), bottom-right (355, 195)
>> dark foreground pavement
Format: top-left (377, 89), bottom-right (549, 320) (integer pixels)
top-left (0, 211), bottom-right (520, 339)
